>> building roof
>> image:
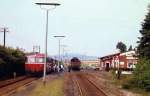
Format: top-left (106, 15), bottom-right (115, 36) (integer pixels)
top-left (99, 50), bottom-right (137, 60)
top-left (99, 53), bottom-right (120, 60)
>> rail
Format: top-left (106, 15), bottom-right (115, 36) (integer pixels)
top-left (74, 78), bottom-right (84, 96)
top-left (85, 75), bottom-right (108, 96)
top-left (74, 72), bottom-right (108, 96)
top-left (0, 76), bottom-right (28, 88)
top-left (0, 77), bottom-right (37, 95)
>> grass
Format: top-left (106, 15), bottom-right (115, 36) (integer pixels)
top-left (110, 72), bottom-right (150, 96)
top-left (130, 88), bottom-right (150, 96)
top-left (29, 78), bottom-right (64, 96)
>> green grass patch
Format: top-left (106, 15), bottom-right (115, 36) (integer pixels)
top-left (29, 78), bottom-right (64, 96)
top-left (109, 72), bottom-right (150, 96)
top-left (130, 88), bottom-right (150, 96)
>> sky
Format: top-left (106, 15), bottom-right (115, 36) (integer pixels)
top-left (0, 0), bottom-right (149, 57)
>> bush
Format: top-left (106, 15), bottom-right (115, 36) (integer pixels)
top-left (123, 83), bottom-right (131, 89)
top-left (0, 46), bottom-right (26, 79)
top-left (122, 76), bottom-right (135, 89)
top-left (125, 58), bottom-right (150, 91)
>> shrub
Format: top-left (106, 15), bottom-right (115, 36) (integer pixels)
top-left (125, 58), bottom-right (150, 91)
top-left (0, 46), bottom-right (26, 79)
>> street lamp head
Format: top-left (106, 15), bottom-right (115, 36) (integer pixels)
top-left (35, 2), bottom-right (60, 6)
top-left (54, 36), bottom-right (65, 38)
top-left (35, 2), bottom-right (61, 10)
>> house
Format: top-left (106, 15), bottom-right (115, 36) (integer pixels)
top-left (119, 51), bottom-right (138, 70)
top-left (99, 50), bottom-right (138, 71)
top-left (99, 53), bottom-right (120, 71)
top-left (81, 59), bottom-right (100, 69)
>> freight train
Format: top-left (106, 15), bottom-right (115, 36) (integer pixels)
top-left (25, 53), bottom-right (57, 76)
top-left (69, 57), bottom-right (81, 71)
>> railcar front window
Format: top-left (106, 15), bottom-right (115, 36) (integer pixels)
top-left (27, 57), bottom-right (35, 63)
top-left (36, 57), bottom-right (44, 63)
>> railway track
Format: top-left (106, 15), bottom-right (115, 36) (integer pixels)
top-left (0, 76), bottom-right (29, 88)
top-left (74, 72), bottom-right (108, 96)
top-left (0, 77), bottom-right (37, 95)
top-left (74, 77), bottom-right (84, 96)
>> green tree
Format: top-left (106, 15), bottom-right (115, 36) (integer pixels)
top-left (116, 41), bottom-right (127, 52)
top-left (137, 5), bottom-right (150, 59)
top-left (133, 58), bottom-right (150, 91)
top-left (123, 58), bottom-right (150, 91)
top-left (130, 5), bottom-right (150, 91)
top-left (128, 45), bottom-right (133, 51)
top-left (0, 45), bottom-right (26, 79)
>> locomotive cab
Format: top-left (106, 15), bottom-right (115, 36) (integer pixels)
top-left (70, 57), bottom-right (81, 71)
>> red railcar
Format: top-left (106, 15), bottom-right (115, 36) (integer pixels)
top-left (25, 53), bottom-right (55, 76)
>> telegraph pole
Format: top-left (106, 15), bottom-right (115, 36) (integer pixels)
top-left (33, 45), bottom-right (40, 53)
top-left (0, 27), bottom-right (9, 47)
top-left (54, 36), bottom-right (65, 72)
top-left (61, 44), bottom-right (67, 63)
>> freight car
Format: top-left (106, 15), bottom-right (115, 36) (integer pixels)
top-left (69, 57), bottom-right (81, 71)
top-left (25, 53), bottom-right (56, 76)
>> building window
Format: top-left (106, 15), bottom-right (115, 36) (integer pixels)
top-left (128, 63), bottom-right (133, 68)
top-left (120, 62), bottom-right (124, 65)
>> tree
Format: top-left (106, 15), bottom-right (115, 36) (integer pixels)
top-left (137, 5), bottom-right (150, 59)
top-left (133, 58), bottom-right (150, 91)
top-left (128, 45), bottom-right (133, 51)
top-left (130, 5), bottom-right (150, 91)
top-left (0, 45), bottom-right (26, 79)
top-left (116, 41), bottom-right (127, 52)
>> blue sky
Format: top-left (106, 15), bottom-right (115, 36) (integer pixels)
top-left (0, 0), bottom-right (149, 56)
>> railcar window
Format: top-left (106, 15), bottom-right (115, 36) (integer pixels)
top-left (36, 57), bottom-right (44, 63)
top-left (27, 57), bottom-right (35, 63)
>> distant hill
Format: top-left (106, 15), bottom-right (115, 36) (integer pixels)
top-left (51, 53), bottom-right (98, 60)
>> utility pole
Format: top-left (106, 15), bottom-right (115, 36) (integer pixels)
top-left (0, 27), bottom-right (9, 47)
top-left (54, 35), bottom-right (65, 72)
top-left (61, 44), bottom-right (67, 63)
top-left (33, 45), bottom-right (40, 53)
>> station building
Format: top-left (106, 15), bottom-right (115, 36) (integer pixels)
top-left (99, 50), bottom-right (138, 71)
top-left (81, 59), bottom-right (100, 69)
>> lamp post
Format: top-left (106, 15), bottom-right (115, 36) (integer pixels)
top-left (54, 36), bottom-right (65, 72)
top-left (35, 2), bottom-right (60, 83)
